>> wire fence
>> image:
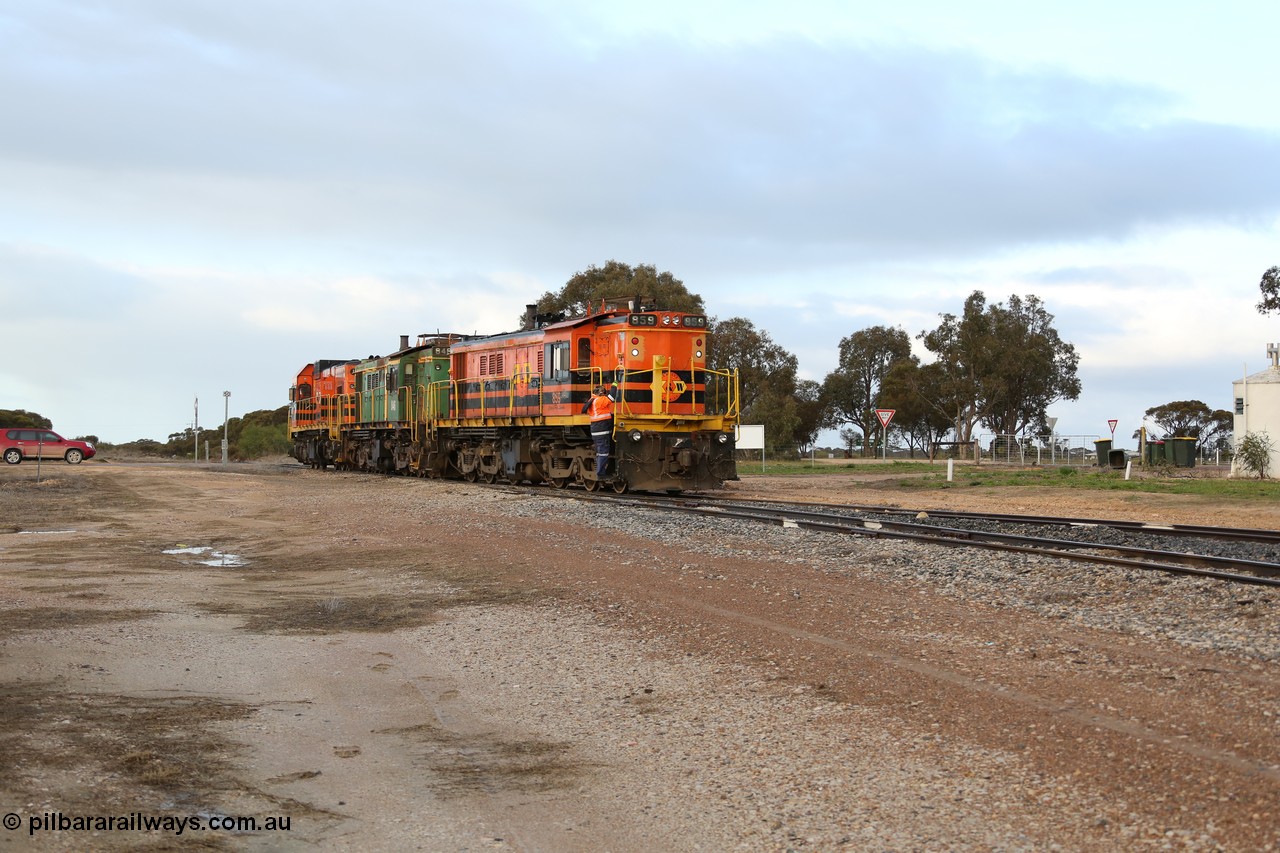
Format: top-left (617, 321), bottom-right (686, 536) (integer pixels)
top-left (740, 434), bottom-right (1231, 471)
top-left (974, 434), bottom-right (1104, 466)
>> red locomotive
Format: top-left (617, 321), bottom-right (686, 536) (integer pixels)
top-left (288, 298), bottom-right (739, 492)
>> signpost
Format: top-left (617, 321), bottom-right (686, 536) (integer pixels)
top-left (875, 409), bottom-right (896, 460)
top-left (1108, 419), bottom-right (1118, 438)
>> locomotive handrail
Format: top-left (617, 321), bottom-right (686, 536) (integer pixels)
top-left (706, 366), bottom-right (739, 421)
top-left (507, 364), bottom-right (540, 417)
top-left (292, 363), bottom-right (739, 443)
top-left (426, 379), bottom-right (458, 423)
top-left (656, 362), bottom-right (678, 416)
top-left (422, 379), bottom-right (442, 432)
top-left (590, 364), bottom-right (739, 423)
top-left (289, 391), bottom-right (359, 439)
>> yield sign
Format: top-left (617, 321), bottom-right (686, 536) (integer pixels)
top-left (876, 408), bottom-right (896, 429)
top-left (1107, 419), bottom-right (1118, 435)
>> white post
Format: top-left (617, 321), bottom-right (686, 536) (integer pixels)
top-left (947, 458), bottom-right (954, 482)
top-left (222, 391), bottom-right (230, 463)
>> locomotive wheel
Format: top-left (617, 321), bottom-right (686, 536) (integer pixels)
top-left (548, 476), bottom-right (569, 489)
top-left (583, 478), bottom-right (601, 493)
top-left (482, 471), bottom-right (498, 484)
top-left (611, 479), bottom-right (628, 494)
top-left (463, 470), bottom-right (478, 483)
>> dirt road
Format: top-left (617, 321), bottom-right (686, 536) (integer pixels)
top-left (0, 462), bottom-right (1276, 851)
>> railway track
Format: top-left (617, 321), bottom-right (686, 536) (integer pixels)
top-left (542, 489), bottom-right (1280, 587)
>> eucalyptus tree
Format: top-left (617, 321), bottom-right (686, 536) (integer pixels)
top-left (880, 359), bottom-right (955, 457)
top-left (820, 325), bottom-right (913, 457)
top-left (1255, 265), bottom-right (1280, 314)
top-left (532, 260), bottom-right (704, 322)
top-left (1144, 400), bottom-right (1233, 452)
top-left (921, 291), bottom-right (1080, 444)
top-left (708, 317), bottom-right (798, 416)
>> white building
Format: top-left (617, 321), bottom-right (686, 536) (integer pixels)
top-left (1231, 343), bottom-right (1280, 477)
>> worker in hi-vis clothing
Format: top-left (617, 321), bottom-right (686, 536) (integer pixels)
top-left (581, 384), bottom-right (617, 479)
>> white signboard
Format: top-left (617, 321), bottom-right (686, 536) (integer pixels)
top-left (735, 424), bottom-right (765, 450)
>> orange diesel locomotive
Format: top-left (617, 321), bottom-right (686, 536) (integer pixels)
top-left (288, 299), bottom-right (739, 492)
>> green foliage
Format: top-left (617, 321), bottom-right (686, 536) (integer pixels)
top-left (791, 379), bottom-right (825, 452)
top-left (238, 423), bottom-right (292, 458)
top-left (880, 359), bottom-right (954, 458)
top-left (821, 325), bottom-right (912, 457)
top-left (838, 427), bottom-right (862, 457)
top-left (103, 405), bottom-right (290, 460)
top-left (0, 409), bottom-right (52, 429)
top-left (1236, 431), bottom-right (1275, 479)
top-left (919, 291), bottom-right (1080, 444)
top-left (709, 316), bottom-right (800, 445)
top-left (1144, 400), bottom-right (1232, 453)
top-left (748, 389), bottom-right (800, 452)
top-left (115, 439), bottom-right (164, 455)
top-left (1255, 265), bottom-right (1280, 315)
top-left (983, 294), bottom-right (1081, 437)
top-left (533, 260), bottom-right (704, 321)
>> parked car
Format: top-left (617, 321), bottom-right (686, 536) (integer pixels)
top-left (1, 429), bottom-right (96, 464)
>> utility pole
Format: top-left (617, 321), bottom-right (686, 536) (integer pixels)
top-left (194, 396), bottom-right (200, 462)
top-left (222, 391), bottom-right (230, 463)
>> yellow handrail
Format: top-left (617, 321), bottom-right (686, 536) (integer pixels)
top-left (293, 366), bottom-right (739, 434)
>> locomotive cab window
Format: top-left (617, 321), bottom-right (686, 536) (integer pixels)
top-left (577, 337), bottom-right (592, 369)
top-left (545, 342), bottom-right (570, 380)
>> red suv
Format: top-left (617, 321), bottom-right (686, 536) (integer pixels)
top-left (1, 429), bottom-right (96, 465)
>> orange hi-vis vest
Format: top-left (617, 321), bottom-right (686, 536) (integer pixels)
top-left (587, 394), bottom-right (614, 422)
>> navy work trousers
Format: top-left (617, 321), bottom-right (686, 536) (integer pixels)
top-left (591, 427), bottom-right (611, 478)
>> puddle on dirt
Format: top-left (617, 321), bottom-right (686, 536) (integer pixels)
top-left (162, 545), bottom-right (248, 567)
top-left (17, 529), bottom-right (78, 535)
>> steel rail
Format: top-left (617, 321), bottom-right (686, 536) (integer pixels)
top-left (556, 490), bottom-right (1280, 587)
top-left (705, 495), bottom-right (1280, 545)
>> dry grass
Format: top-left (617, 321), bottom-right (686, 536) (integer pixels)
top-left (0, 684), bottom-right (253, 802)
top-left (375, 721), bottom-right (591, 797)
top-left (198, 585), bottom-right (535, 634)
top-left (0, 606), bottom-right (153, 638)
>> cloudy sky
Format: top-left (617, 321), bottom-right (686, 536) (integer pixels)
top-left (2, 0), bottom-right (1278, 447)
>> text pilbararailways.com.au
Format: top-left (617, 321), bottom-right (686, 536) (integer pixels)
top-left (6, 811), bottom-right (292, 836)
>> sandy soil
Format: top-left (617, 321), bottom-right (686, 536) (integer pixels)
top-left (0, 460), bottom-right (1276, 851)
